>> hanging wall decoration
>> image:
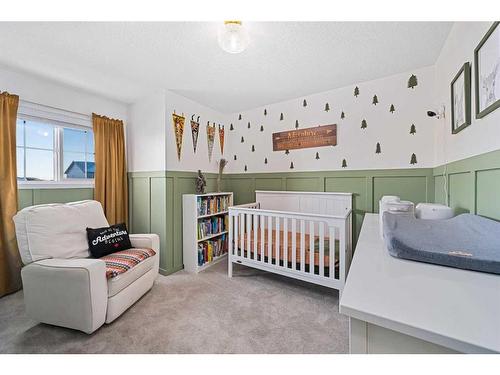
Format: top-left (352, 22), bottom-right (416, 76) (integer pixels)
top-left (238, 114), bottom-right (242, 120)
top-left (354, 86), bottom-right (360, 97)
top-left (206, 122), bottom-right (216, 162)
top-left (451, 62), bottom-right (472, 134)
top-left (218, 124), bottom-right (225, 154)
top-left (342, 159), bottom-right (347, 168)
top-left (341, 111), bottom-right (345, 119)
top-left (280, 113), bottom-right (284, 121)
top-left (361, 119), bottom-right (367, 129)
top-left (260, 125), bottom-right (264, 132)
top-left (372, 95), bottom-right (379, 105)
top-left (408, 74), bottom-right (418, 89)
top-left (375, 142), bottom-right (381, 154)
top-left (264, 109), bottom-right (267, 116)
top-left (315, 152), bottom-right (320, 160)
top-left (272, 124), bottom-right (337, 151)
top-left (295, 120), bottom-right (299, 128)
top-left (410, 153), bottom-right (417, 165)
top-left (248, 121), bottom-right (251, 129)
top-left (230, 123), bottom-right (234, 131)
top-left (303, 99), bottom-right (307, 107)
top-left (290, 162), bottom-right (294, 169)
top-left (410, 124), bottom-right (416, 134)
top-left (172, 112), bottom-right (185, 161)
top-left (190, 115), bottom-right (200, 154)
top-left (324, 103), bottom-right (330, 112)
top-left (389, 104), bottom-right (395, 113)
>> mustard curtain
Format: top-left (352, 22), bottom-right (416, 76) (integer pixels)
top-left (0, 92), bottom-right (22, 297)
top-left (92, 113), bottom-right (128, 226)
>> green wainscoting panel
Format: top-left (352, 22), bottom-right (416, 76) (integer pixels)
top-left (224, 177), bottom-right (255, 205)
top-left (130, 177), bottom-right (151, 234)
top-left (18, 190), bottom-right (34, 209)
top-left (372, 176), bottom-right (429, 213)
top-left (17, 188), bottom-right (94, 210)
top-left (433, 149), bottom-right (500, 220)
top-left (255, 177), bottom-right (284, 191)
top-left (150, 177), bottom-right (168, 272)
top-left (285, 176), bottom-right (323, 192)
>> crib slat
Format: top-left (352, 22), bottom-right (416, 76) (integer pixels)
top-left (291, 219), bottom-right (297, 270)
top-left (309, 221), bottom-right (315, 274)
top-left (234, 214), bottom-right (239, 257)
top-left (240, 213), bottom-right (245, 257)
top-left (300, 220), bottom-right (305, 272)
top-left (246, 213), bottom-right (251, 259)
top-left (283, 218), bottom-right (288, 269)
top-left (253, 214), bottom-right (258, 260)
top-left (275, 217), bottom-right (280, 266)
top-left (329, 226), bottom-right (335, 279)
top-left (268, 215), bottom-right (273, 264)
top-left (319, 222), bottom-right (324, 277)
top-left (260, 215), bottom-right (265, 262)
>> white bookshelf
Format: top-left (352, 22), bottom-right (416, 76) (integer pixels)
top-left (182, 192), bottom-right (233, 273)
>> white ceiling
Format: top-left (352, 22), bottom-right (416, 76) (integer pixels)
top-left (0, 22), bottom-right (453, 113)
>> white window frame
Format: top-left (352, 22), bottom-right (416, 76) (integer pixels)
top-left (17, 101), bottom-right (95, 190)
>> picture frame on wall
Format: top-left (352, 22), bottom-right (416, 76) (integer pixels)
top-left (451, 62), bottom-right (471, 134)
top-left (474, 21), bottom-right (500, 119)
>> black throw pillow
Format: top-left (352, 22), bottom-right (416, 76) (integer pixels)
top-left (86, 223), bottom-right (132, 258)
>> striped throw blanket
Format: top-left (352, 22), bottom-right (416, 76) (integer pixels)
top-left (101, 248), bottom-right (156, 279)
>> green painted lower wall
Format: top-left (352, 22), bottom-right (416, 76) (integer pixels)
top-left (18, 188), bottom-right (94, 210)
top-left (433, 149), bottom-right (500, 221)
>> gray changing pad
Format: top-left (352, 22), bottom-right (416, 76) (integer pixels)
top-left (383, 212), bottom-right (500, 274)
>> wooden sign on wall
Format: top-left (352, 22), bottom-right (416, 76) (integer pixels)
top-left (272, 124), bottom-right (337, 151)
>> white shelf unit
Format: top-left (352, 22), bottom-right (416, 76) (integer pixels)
top-left (182, 192), bottom-right (233, 273)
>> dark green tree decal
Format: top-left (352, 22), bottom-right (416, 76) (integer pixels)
top-left (295, 120), bottom-right (299, 128)
top-left (264, 109), bottom-right (267, 116)
top-left (230, 123), bottom-right (234, 131)
top-left (325, 103), bottom-right (330, 112)
top-left (303, 99), bottom-right (307, 107)
top-left (408, 74), bottom-right (418, 89)
top-left (234, 155), bottom-right (237, 160)
top-left (361, 119), bottom-right (367, 129)
top-left (290, 162), bottom-right (294, 169)
top-left (410, 153), bottom-right (417, 165)
top-left (260, 125), bottom-right (264, 132)
top-left (410, 124), bottom-right (416, 135)
top-left (375, 142), bottom-right (381, 154)
top-left (342, 159), bottom-right (347, 168)
top-left (315, 152), bottom-right (320, 160)
top-left (238, 114), bottom-right (242, 120)
top-left (285, 149), bottom-right (290, 155)
top-left (248, 122), bottom-right (251, 129)
top-left (241, 136), bottom-right (244, 143)
top-left (280, 113), bottom-right (284, 121)
top-left (341, 111), bottom-right (345, 119)
top-left (354, 86), bottom-right (360, 97)
top-left (244, 165), bottom-right (247, 171)
top-left (264, 157), bottom-right (268, 164)
top-left (372, 95), bottom-right (379, 105)
top-left (252, 145), bottom-right (255, 152)
top-left (389, 104), bottom-right (395, 113)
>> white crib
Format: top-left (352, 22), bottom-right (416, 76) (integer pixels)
top-left (228, 190), bottom-right (353, 291)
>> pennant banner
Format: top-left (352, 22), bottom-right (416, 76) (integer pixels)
top-left (172, 113), bottom-right (185, 161)
top-left (191, 115), bottom-right (200, 153)
top-left (207, 122), bottom-right (216, 162)
top-left (218, 124), bottom-right (225, 155)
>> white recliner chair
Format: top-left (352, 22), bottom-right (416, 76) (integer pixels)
top-left (13, 200), bottom-right (159, 334)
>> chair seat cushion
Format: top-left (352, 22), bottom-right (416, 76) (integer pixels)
top-left (101, 248), bottom-right (157, 297)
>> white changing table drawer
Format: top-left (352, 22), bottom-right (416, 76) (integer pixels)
top-left (339, 214), bottom-right (500, 354)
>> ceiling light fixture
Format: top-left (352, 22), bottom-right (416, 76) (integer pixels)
top-left (218, 21), bottom-right (249, 54)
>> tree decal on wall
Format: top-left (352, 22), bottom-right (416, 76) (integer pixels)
top-left (389, 104), bottom-right (395, 113)
top-left (341, 111), bottom-right (345, 119)
top-left (290, 162), bottom-right (294, 169)
top-left (295, 120), bottom-right (299, 128)
top-left (410, 124), bottom-right (416, 135)
top-left (252, 145), bottom-right (255, 152)
top-left (303, 99), bottom-right (307, 107)
top-left (260, 125), bottom-right (264, 132)
top-left (244, 165), bottom-right (247, 171)
top-left (375, 142), bottom-right (381, 154)
top-left (234, 155), bottom-right (237, 160)
top-left (315, 152), bottom-right (320, 160)
top-left (361, 119), bottom-right (367, 129)
top-left (280, 113), bottom-right (284, 121)
top-left (264, 109), bottom-right (267, 116)
top-left (241, 136), bottom-right (244, 143)
top-left (285, 149), bottom-right (290, 155)
top-left (325, 103), bottom-right (330, 112)
top-left (372, 95), bottom-right (379, 105)
top-left (408, 74), bottom-right (418, 89)
top-left (354, 86), bottom-right (360, 97)
top-left (238, 114), bottom-right (242, 120)
top-left (230, 123), bottom-right (234, 131)
top-left (342, 159), bottom-right (347, 168)
top-left (248, 122), bottom-right (251, 129)
top-left (264, 157), bottom-right (268, 164)
top-left (410, 153), bottom-right (417, 165)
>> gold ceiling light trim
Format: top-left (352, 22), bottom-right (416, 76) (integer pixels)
top-left (224, 20), bottom-right (242, 25)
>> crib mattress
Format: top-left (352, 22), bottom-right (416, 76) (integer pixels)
top-left (383, 212), bottom-right (500, 275)
top-left (237, 229), bottom-right (339, 267)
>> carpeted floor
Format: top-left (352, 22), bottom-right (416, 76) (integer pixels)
top-left (0, 259), bottom-right (348, 353)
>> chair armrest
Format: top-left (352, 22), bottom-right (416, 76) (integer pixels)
top-left (21, 258), bottom-right (107, 334)
top-left (129, 233), bottom-right (160, 252)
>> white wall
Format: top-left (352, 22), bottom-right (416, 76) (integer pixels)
top-left (165, 90), bottom-right (230, 173)
top-left (127, 89), bottom-right (167, 172)
top-left (434, 22), bottom-right (500, 165)
top-left (225, 66), bottom-right (436, 173)
top-left (0, 65), bottom-right (127, 121)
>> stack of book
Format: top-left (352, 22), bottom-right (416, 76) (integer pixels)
top-left (197, 195), bottom-right (230, 216)
top-left (197, 234), bottom-right (228, 266)
top-left (198, 216), bottom-right (226, 239)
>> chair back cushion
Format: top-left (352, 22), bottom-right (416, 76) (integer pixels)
top-left (13, 200), bottom-right (109, 265)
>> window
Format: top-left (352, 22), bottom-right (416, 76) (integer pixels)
top-left (16, 117), bottom-right (95, 184)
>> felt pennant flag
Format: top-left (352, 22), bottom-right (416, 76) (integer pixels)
top-left (190, 115), bottom-right (200, 153)
top-left (172, 113), bottom-right (185, 161)
top-left (207, 122), bottom-right (216, 162)
top-left (218, 124), bottom-right (225, 154)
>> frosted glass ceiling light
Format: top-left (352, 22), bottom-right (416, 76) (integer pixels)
top-left (218, 21), bottom-right (249, 54)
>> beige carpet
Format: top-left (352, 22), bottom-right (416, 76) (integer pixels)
top-left (0, 259), bottom-right (348, 353)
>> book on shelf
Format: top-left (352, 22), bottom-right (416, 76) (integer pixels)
top-left (197, 234), bottom-right (228, 267)
top-left (196, 195), bottom-right (230, 216)
top-left (197, 216), bottom-right (226, 239)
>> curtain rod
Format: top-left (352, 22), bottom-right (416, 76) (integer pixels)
top-left (19, 99), bottom-right (91, 119)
